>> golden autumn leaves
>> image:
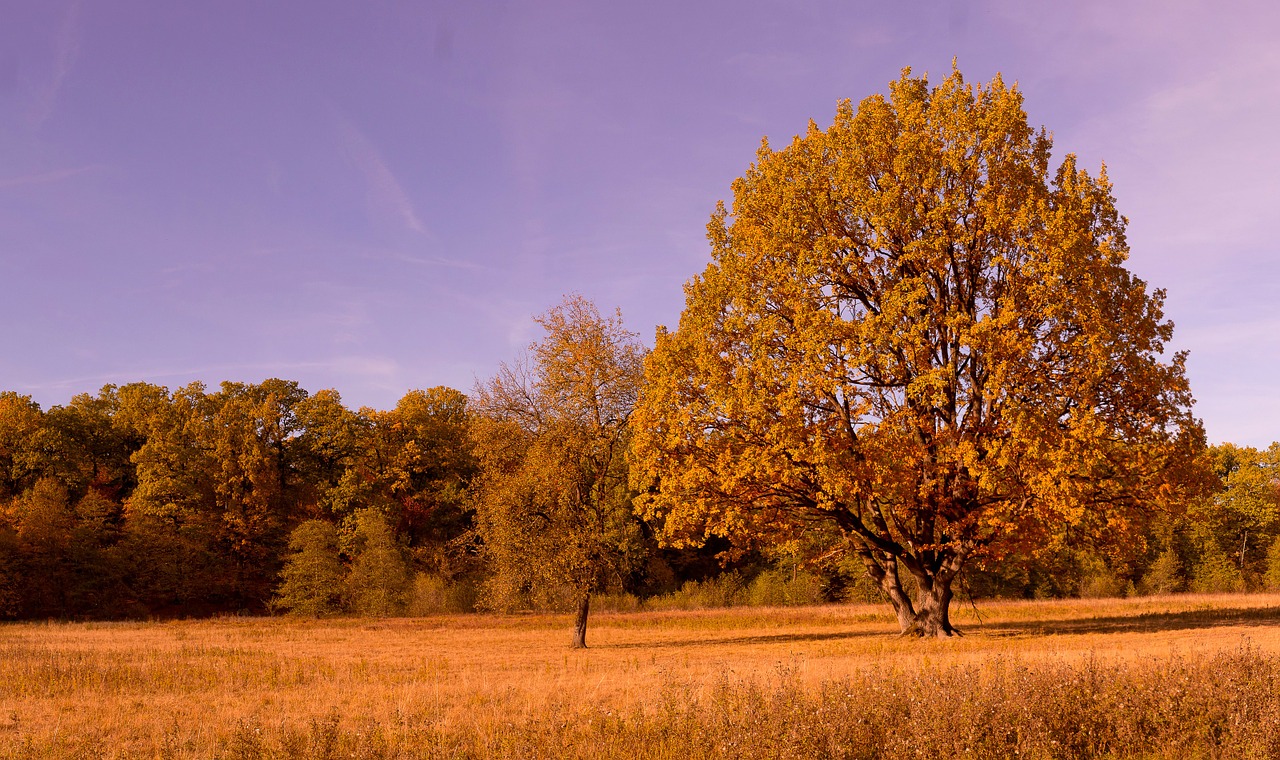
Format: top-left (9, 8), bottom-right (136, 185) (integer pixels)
top-left (470, 67), bottom-right (1203, 641)
top-left (627, 66), bottom-right (1205, 637)
top-left (470, 296), bottom-right (647, 647)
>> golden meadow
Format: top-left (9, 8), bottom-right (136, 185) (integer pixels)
top-left (3, 593), bottom-right (1279, 759)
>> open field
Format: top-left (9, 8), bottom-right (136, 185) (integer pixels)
top-left (2, 594), bottom-right (1280, 758)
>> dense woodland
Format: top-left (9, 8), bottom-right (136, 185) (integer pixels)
top-left (0, 367), bottom-right (1276, 622)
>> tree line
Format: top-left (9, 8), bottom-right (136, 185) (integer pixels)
top-left (0, 380), bottom-right (474, 619)
top-left (0, 324), bottom-right (1276, 630)
top-left (4, 67), bottom-right (1278, 641)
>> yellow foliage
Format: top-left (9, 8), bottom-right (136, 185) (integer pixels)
top-left (631, 66), bottom-right (1209, 636)
top-left (471, 296), bottom-right (647, 645)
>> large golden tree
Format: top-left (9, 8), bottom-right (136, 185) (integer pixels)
top-left (631, 67), bottom-right (1207, 637)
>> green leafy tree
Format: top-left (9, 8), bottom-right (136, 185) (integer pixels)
top-left (1264, 535), bottom-right (1280, 592)
top-left (205, 379), bottom-right (309, 606)
top-left (275, 520), bottom-right (345, 616)
top-left (375, 387), bottom-right (477, 575)
top-left (343, 508), bottom-right (410, 617)
top-left (1139, 545), bottom-right (1184, 595)
top-left (1190, 443), bottom-right (1280, 585)
top-left (118, 383), bottom-right (228, 612)
top-left (11, 478), bottom-right (76, 616)
top-left (0, 392), bottom-right (43, 501)
top-left (295, 387), bottom-right (477, 581)
top-left (123, 379), bottom-right (311, 612)
top-left (20, 391), bottom-right (135, 503)
top-left (292, 389), bottom-right (368, 518)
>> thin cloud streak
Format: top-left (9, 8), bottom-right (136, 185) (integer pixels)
top-left (0, 164), bottom-right (105, 189)
top-left (27, 0), bottom-right (83, 129)
top-left (334, 111), bottom-right (428, 236)
top-left (392, 251), bottom-right (494, 273)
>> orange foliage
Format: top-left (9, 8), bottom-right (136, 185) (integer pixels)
top-left (632, 66), bottom-right (1210, 636)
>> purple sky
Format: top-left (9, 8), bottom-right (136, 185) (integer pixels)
top-left (3, 1), bottom-right (1278, 447)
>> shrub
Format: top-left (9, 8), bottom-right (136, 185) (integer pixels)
top-left (741, 567), bottom-right (825, 607)
top-left (407, 573), bottom-right (480, 615)
top-left (838, 571), bottom-right (890, 604)
top-left (1138, 548), bottom-right (1184, 595)
top-left (647, 572), bottom-right (747, 610)
top-left (1078, 552), bottom-right (1128, 599)
top-left (592, 592), bottom-right (643, 613)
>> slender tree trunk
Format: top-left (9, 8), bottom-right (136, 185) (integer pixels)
top-left (571, 591), bottom-right (591, 649)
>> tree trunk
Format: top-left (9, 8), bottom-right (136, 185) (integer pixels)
top-left (907, 577), bottom-right (960, 638)
top-left (571, 591), bottom-right (591, 649)
top-left (865, 548), bottom-right (964, 638)
top-left (855, 535), bottom-right (968, 638)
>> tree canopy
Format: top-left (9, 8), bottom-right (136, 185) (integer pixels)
top-left (471, 295), bottom-right (647, 647)
top-left (631, 66), bottom-right (1209, 636)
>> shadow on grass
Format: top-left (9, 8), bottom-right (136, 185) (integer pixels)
top-left (970, 604), bottom-right (1280, 637)
top-left (600, 604), bottom-right (1280, 648)
top-left (603, 628), bottom-right (887, 649)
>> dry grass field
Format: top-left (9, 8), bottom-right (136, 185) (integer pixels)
top-left (2, 593), bottom-right (1280, 758)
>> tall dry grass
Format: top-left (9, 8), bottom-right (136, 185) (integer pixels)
top-left (1, 593), bottom-right (1278, 758)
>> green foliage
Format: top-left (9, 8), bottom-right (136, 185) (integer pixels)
top-left (1190, 539), bottom-right (1245, 594)
top-left (1139, 548), bottom-right (1185, 595)
top-left (1265, 536), bottom-right (1280, 592)
top-left (0, 391), bottom-right (43, 500)
top-left (1189, 443), bottom-right (1280, 589)
top-left (742, 567), bottom-right (825, 607)
top-left (343, 509), bottom-right (410, 617)
top-left (648, 572), bottom-right (748, 611)
top-left (642, 567), bottom-right (826, 611)
top-left (1077, 552), bottom-right (1130, 599)
top-left (274, 520), bottom-right (345, 617)
top-left (0, 368), bottom-right (1274, 622)
top-left (591, 591), bottom-right (644, 612)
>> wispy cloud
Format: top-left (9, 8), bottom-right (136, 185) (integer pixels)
top-left (0, 163), bottom-right (104, 190)
top-left (28, 0), bottom-right (83, 129)
top-left (334, 111), bottom-right (428, 236)
top-left (391, 251), bottom-right (492, 272)
top-left (1177, 316), bottom-right (1280, 353)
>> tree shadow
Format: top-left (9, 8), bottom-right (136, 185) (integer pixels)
top-left (968, 604), bottom-right (1280, 637)
top-left (597, 604), bottom-right (1280, 649)
top-left (602, 628), bottom-right (885, 650)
